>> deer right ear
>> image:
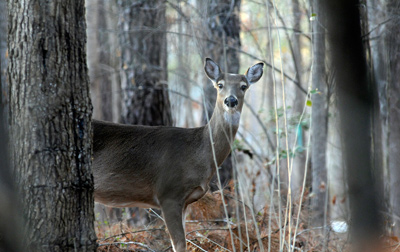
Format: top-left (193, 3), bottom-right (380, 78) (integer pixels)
top-left (204, 58), bottom-right (221, 82)
top-left (245, 62), bottom-right (264, 85)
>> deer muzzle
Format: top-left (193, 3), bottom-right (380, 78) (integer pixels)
top-left (224, 96), bottom-right (238, 108)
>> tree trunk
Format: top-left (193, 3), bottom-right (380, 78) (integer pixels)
top-left (361, 0), bottom-right (386, 234)
top-left (118, 0), bottom-right (172, 126)
top-left (368, 0), bottom-right (387, 210)
top-left (323, 0), bottom-right (381, 247)
top-left (8, 0), bottom-right (97, 251)
top-left (310, 0), bottom-right (328, 228)
top-left (386, 0), bottom-right (400, 236)
top-left (291, 0), bottom-right (308, 194)
top-left (87, 0), bottom-right (121, 123)
top-left (0, 0), bottom-right (6, 94)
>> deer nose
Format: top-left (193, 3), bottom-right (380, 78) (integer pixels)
top-left (224, 96), bottom-right (238, 108)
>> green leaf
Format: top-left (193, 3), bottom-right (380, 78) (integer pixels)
top-left (306, 100), bottom-right (312, 107)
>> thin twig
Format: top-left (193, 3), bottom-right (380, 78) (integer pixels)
top-left (99, 228), bottom-right (166, 242)
top-left (186, 227), bottom-right (232, 236)
top-left (98, 241), bottom-right (156, 252)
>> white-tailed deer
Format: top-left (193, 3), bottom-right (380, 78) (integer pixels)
top-left (92, 58), bottom-right (263, 251)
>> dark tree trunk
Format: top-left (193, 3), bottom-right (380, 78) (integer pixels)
top-left (8, 0), bottom-right (97, 251)
top-left (310, 0), bottom-right (328, 228)
top-left (118, 0), bottom-right (172, 126)
top-left (386, 0), bottom-right (400, 236)
top-left (323, 0), bottom-right (381, 247)
top-left (361, 0), bottom-right (386, 234)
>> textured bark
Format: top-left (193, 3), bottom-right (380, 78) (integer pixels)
top-left (310, 0), bottom-right (328, 227)
top-left (386, 0), bottom-right (400, 235)
top-left (118, 0), bottom-right (172, 126)
top-left (8, 0), bottom-right (97, 251)
top-left (0, 0), bottom-right (6, 94)
top-left (323, 0), bottom-right (381, 245)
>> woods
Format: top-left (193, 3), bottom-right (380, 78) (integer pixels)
top-left (1, 0), bottom-right (400, 251)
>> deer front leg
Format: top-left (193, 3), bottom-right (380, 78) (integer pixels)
top-left (160, 199), bottom-right (187, 252)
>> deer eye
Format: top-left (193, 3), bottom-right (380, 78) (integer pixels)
top-left (240, 84), bottom-right (248, 91)
top-left (217, 83), bottom-right (224, 89)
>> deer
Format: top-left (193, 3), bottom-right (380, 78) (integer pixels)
top-left (92, 58), bottom-right (263, 252)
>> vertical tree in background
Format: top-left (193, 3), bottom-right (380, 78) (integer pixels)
top-left (291, 0), bottom-right (308, 192)
top-left (310, 0), bottom-right (328, 227)
top-left (87, 0), bottom-right (121, 122)
top-left (386, 0), bottom-right (400, 235)
top-left (368, 0), bottom-right (386, 220)
top-left (324, 0), bottom-right (381, 247)
top-left (8, 0), bottom-right (97, 250)
top-left (118, 0), bottom-right (172, 126)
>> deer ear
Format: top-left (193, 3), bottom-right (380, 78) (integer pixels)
top-left (245, 62), bottom-right (264, 85)
top-left (204, 58), bottom-right (221, 82)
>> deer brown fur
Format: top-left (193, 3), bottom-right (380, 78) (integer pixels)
top-left (92, 58), bottom-right (263, 251)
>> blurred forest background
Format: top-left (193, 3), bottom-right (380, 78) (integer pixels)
top-left (1, 0), bottom-right (400, 251)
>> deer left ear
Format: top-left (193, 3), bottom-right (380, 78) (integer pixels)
top-left (245, 63), bottom-right (264, 85)
top-left (204, 58), bottom-right (221, 82)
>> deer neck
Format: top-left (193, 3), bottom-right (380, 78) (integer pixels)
top-left (205, 103), bottom-right (240, 166)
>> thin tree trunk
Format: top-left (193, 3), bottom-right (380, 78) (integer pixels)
top-left (310, 0), bottom-right (328, 228)
top-left (386, 0), bottom-right (400, 236)
top-left (87, 0), bottom-right (120, 122)
top-left (8, 0), bottom-right (97, 250)
top-left (368, 0), bottom-right (387, 194)
top-left (291, 0), bottom-right (308, 193)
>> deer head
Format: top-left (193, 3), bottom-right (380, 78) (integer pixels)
top-left (204, 58), bottom-right (264, 125)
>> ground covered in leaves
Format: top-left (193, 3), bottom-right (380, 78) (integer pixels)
top-left (96, 191), bottom-right (400, 252)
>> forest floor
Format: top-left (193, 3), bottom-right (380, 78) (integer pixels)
top-left (95, 191), bottom-right (400, 252)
